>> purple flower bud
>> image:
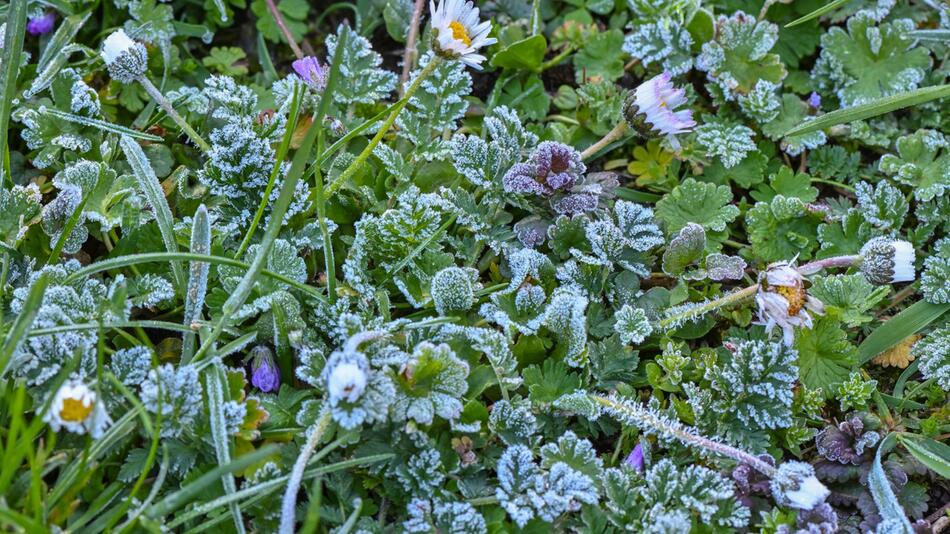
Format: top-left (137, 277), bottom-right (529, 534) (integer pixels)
top-left (292, 56), bottom-right (327, 90)
top-left (250, 346), bottom-right (280, 393)
top-left (624, 444), bottom-right (645, 472)
top-left (807, 92), bottom-right (821, 110)
top-left (27, 12), bottom-right (56, 36)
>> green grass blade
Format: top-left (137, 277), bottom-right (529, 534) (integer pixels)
top-left (0, 273), bottom-right (48, 378)
top-left (204, 366), bottom-right (245, 534)
top-left (858, 301), bottom-right (950, 365)
top-left (37, 11), bottom-right (91, 70)
top-left (785, 85), bottom-right (950, 137)
top-left (42, 107), bottom-right (164, 142)
top-left (785, 0), bottom-right (850, 27)
top-left (897, 434), bottom-right (950, 479)
top-left (182, 205), bottom-right (211, 362)
top-left (868, 434), bottom-right (914, 532)
top-left (146, 444), bottom-right (278, 519)
top-left (64, 251), bottom-right (326, 303)
top-left (0, 0), bottom-right (27, 181)
top-left (120, 136), bottom-right (186, 290)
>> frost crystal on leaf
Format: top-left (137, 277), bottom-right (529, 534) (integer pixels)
top-left (392, 341), bottom-right (469, 425)
top-left (623, 18), bottom-right (694, 76)
top-left (614, 305), bottom-right (653, 345)
top-left (911, 326), bottom-right (950, 389)
top-left (695, 117), bottom-right (758, 168)
top-left (140, 364), bottom-right (204, 438)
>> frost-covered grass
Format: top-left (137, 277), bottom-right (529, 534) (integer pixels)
top-left (0, 0), bottom-right (949, 532)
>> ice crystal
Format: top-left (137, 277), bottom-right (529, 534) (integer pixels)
top-left (325, 24), bottom-right (397, 105)
top-left (450, 106), bottom-right (538, 190)
top-left (602, 459), bottom-right (750, 531)
top-left (911, 326), bottom-right (950, 389)
top-left (111, 346), bottom-right (153, 387)
top-left (695, 117), bottom-right (758, 168)
top-left (696, 12), bottom-right (785, 100)
top-left (623, 18), bottom-right (694, 76)
top-left (430, 266), bottom-right (479, 316)
top-left (140, 363), bottom-right (204, 438)
top-left (403, 498), bottom-right (486, 534)
top-left (488, 399), bottom-right (537, 445)
top-left (614, 305), bottom-right (653, 345)
top-left (571, 200), bottom-right (664, 277)
top-left (395, 449), bottom-right (445, 495)
top-left (392, 341), bottom-right (469, 425)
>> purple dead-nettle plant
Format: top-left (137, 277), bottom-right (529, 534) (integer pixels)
top-left (503, 142), bottom-right (586, 198)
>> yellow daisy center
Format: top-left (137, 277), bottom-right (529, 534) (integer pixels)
top-left (60, 397), bottom-right (93, 422)
top-left (449, 21), bottom-right (472, 46)
top-left (774, 285), bottom-right (806, 316)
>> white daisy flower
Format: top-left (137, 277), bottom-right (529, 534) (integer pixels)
top-left (859, 237), bottom-right (916, 285)
top-left (755, 261), bottom-right (824, 346)
top-left (100, 29), bottom-right (148, 84)
top-left (327, 362), bottom-right (368, 403)
top-left (429, 0), bottom-right (497, 69)
top-left (44, 379), bottom-right (113, 439)
top-left (625, 72), bottom-right (696, 149)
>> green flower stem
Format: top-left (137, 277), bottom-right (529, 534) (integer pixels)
top-left (592, 394), bottom-right (777, 477)
top-left (796, 254), bottom-right (862, 275)
top-left (279, 410), bottom-right (332, 534)
top-left (658, 284), bottom-right (758, 329)
top-left (325, 56), bottom-right (443, 198)
top-left (138, 76), bottom-right (211, 153)
top-left (580, 121), bottom-right (628, 160)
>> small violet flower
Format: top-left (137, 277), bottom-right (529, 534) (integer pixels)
top-left (623, 444), bottom-right (645, 472)
top-left (807, 92), bottom-right (821, 111)
top-left (292, 56), bottom-right (327, 90)
top-left (624, 72), bottom-right (696, 149)
top-left (27, 12), bottom-right (56, 36)
top-left (250, 345), bottom-right (280, 393)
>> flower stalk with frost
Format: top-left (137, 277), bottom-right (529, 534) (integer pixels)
top-left (593, 394), bottom-right (830, 510)
top-left (326, 0), bottom-right (494, 196)
top-left (101, 29), bottom-right (210, 152)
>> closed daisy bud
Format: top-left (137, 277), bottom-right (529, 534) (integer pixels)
top-left (101, 29), bottom-right (148, 84)
top-left (770, 461), bottom-right (830, 510)
top-left (44, 379), bottom-right (113, 439)
top-left (860, 237), bottom-right (916, 285)
top-left (623, 72), bottom-right (696, 150)
top-left (429, 0), bottom-right (497, 69)
top-left (327, 361), bottom-right (367, 403)
top-left (755, 261), bottom-right (824, 346)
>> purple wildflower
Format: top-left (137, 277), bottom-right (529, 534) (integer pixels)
top-left (250, 346), bottom-right (280, 393)
top-left (503, 141), bottom-right (586, 197)
top-left (807, 92), bottom-right (821, 110)
top-left (292, 56), bottom-right (327, 90)
top-left (27, 12), bottom-right (56, 36)
top-left (623, 444), bottom-right (644, 472)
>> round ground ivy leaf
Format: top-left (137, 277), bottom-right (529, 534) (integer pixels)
top-left (655, 178), bottom-right (740, 239)
top-left (879, 129), bottom-right (950, 202)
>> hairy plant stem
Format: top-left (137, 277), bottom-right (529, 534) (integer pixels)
top-left (580, 121), bottom-right (628, 160)
top-left (138, 76), bottom-right (210, 152)
top-left (265, 0), bottom-right (304, 59)
top-left (796, 254), bottom-right (862, 275)
top-left (399, 0), bottom-right (426, 94)
top-left (592, 394), bottom-right (777, 477)
top-left (325, 56), bottom-right (443, 197)
top-left (279, 410), bottom-right (332, 534)
top-left (659, 284), bottom-right (758, 329)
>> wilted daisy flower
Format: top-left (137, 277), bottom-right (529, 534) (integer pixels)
top-left (100, 29), bottom-right (148, 84)
top-left (44, 379), bottom-right (112, 438)
top-left (859, 237), bottom-right (915, 285)
top-left (291, 56), bottom-right (327, 90)
top-left (623, 72), bottom-right (696, 149)
top-left (327, 361), bottom-right (367, 403)
top-left (320, 333), bottom-right (395, 429)
top-left (755, 261), bottom-right (824, 346)
top-left (429, 0), bottom-right (496, 69)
